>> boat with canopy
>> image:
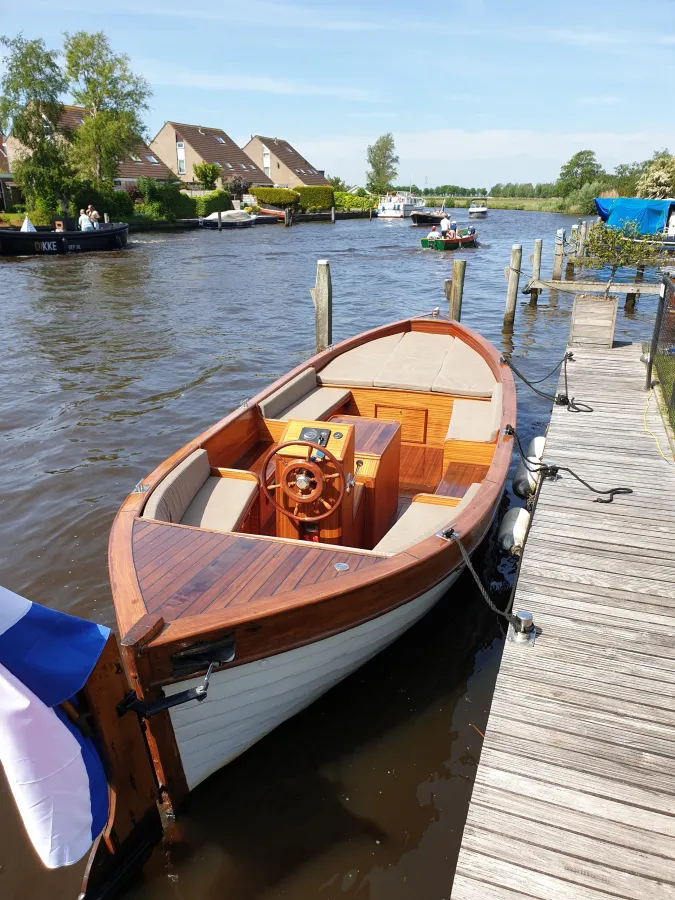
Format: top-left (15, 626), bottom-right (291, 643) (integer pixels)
top-left (108, 313), bottom-right (515, 810)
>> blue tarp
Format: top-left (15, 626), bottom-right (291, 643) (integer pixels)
top-left (594, 197), bottom-right (674, 234)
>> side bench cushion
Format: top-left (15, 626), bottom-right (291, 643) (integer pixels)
top-left (259, 368), bottom-right (317, 420)
top-left (277, 386), bottom-right (351, 422)
top-left (373, 332), bottom-right (455, 392)
top-left (317, 333), bottom-right (406, 388)
top-left (181, 475), bottom-right (258, 532)
top-left (432, 339), bottom-right (496, 397)
top-left (373, 484), bottom-right (481, 555)
top-left (143, 449), bottom-right (210, 523)
top-left (445, 384), bottom-right (502, 443)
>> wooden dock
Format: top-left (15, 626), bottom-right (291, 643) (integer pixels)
top-left (451, 341), bottom-right (675, 899)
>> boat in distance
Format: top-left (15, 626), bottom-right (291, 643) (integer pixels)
top-left (421, 232), bottom-right (478, 250)
top-left (377, 191), bottom-right (427, 218)
top-left (109, 313), bottom-right (515, 809)
top-left (468, 198), bottom-right (489, 218)
top-left (0, 222), bottom-right (129, 256)
top-left (410, 210), bottom-right (447, 226)
top-left (200, 210), bottom-right (255, 229)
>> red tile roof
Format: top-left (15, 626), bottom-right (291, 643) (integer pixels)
top-left (168, 122), bottom-right (273, 185)
top-left (252, 136), bottom-right (329, 186)
top-left (0, 133), bottom-right (9, 175)
top-left (59, 105), bottom-right (175, 180)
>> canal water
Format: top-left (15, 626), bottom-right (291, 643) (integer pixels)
top-left (0, 212), bottom-right (660, 899)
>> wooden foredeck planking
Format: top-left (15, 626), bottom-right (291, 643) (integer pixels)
top-left (132, 523), bottom-right (384, 620)
top-left (452, 342), bottom-right (675, 900)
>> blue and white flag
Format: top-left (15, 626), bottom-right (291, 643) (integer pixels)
top-left (0, 585), bottom-right (111, 868)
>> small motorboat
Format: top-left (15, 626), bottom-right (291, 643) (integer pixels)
top-left (410, 210), bottom-right (446, 226)
top-left (0, 222), bottom-right (129, 256)
top-left (109, 313), bottom-right (515, 811)
top-left (468, 198), bottom-right (489, 218)
top-left (200, 210), bottom-right (255, 229)
top-left (421, 231), bottom-right (478, 250)
top-left (377, 191), bottom-right (427, 218)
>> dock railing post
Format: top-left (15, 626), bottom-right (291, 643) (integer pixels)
top-left (504, 244), bottom-right (522, 326)
top-left (530, 238), bottom-right (542, 304)
top-left (310, 259), bottom-right (333, 352)
top-left (646, 279), bottom-right (668, 389)
top-left (552, 228), bottom-right (565, 280)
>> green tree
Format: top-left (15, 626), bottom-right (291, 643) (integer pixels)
top-left (223, 173), bottom-right (250, 200)
top-left (327, 173), bottom-right (347, 191)
top-left (366, 132), bottom-right (399, 194)
top-left (586, 222), bottom-right (660, 295)
top-left (636, 155), bottom-right (675, 198)
top-left (193, 161), bottom-right (221, 190)
top-left (0, 34), bottom-right (71, 213)
top-left (556, 150), bottom-right (605, 197)
top-left (63, 31), bottom-right (151, 184)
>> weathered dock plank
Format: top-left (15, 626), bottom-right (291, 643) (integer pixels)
top-left (451, 341), bottom-right (675, 899)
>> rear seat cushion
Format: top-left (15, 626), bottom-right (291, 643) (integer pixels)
top-left (259, 368), bottom-right (317, 420)
top-left (432, 339), bottom-right (496, 397)
top-left (181, 476), bottom-right (258, 532)
top-left (445, 384), bottom-right (502, 442)
top-left (373, 484), bottom-right (481, 555)
top-left (317, 333), bottom-right (405, 388)
top-left (277, 386), bottom-right (351, 422)
top-left (143, 449), bottom-right (210, 523)
top-left (373, 332), bottom-right (455, 391)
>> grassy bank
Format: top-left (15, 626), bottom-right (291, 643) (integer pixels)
top-left (423, 196), bottom-right (589, 214)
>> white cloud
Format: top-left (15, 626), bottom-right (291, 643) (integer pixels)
top-left (140, 60), bottom-right (375, 102)
top-left (294, 128), bottom-right (675, 186)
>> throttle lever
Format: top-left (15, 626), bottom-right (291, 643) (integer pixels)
top-left (346, 459), bottom-right (364, 493)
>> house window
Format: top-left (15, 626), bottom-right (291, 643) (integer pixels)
top-left (176, 140), bottom-right (184, 149)
top-left (178, 159), bottom-right (186, 174)
top-left (225, 162), bottom-right (233, 169)
top-left (77, 117), bottom-right (84, 125)
top-left (214, 162), bottom-right (222, 168)
top-left (130, 153), bottom-right (142, 163)
top-left (240, 163), bottom-right (247, 169)
top-left (146, 155), bottom-right (159, 165)
top-left (215, 136), bottom-right (226, 144)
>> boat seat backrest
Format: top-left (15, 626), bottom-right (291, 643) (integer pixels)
top-left (373, 484), bottom-right (481, 555)
top-left (258, 368), bottom-right (318, 419)
top-left (445, 383), bottom-right (502, 443)
top-left (143, 449), bottom-right (210, 523)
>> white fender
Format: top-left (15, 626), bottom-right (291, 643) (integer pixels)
top-left (498, 507), bottom-right (531, 555)
top-left (513, 456), bottom-right (541, 498)
top-left (526, 435), bottom-right (546, 461)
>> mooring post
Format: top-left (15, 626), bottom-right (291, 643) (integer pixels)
top-left (504, 244), bottom-right (522, 326)
top-left (310, 259), bottom-right (333, 352)
top-left (626, 264), bottom-right (645, 310)
top-left (552, 228), bottom-right (565, 280)
top-left (284, 208), bottom-right (292, 227)
top-left (331, 206), bottom-right (335, 224)
top-left (217, 210), bottom-right (222, 232)
top-left (369, 205), bottom-right (373, 221)
top-left (579, 220), bottom-right (588, 260)
top-left (450, 259), bottom-right (466, 321)
top-left (530, 238), bottom-right (542, 304)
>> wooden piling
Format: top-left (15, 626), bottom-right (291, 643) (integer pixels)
top-left (626, 264), bottom-right (645, 309)
top-left (530, 238), bottom-right (542, 303)
top-left (504, 244), bottom-right (522, 326)
top-left (579, 220), bottom-right (588, 259)
top-left (284, 208), bottom-right (292, 227)
top-left (450, 259), bottom-right (466, 321)
top-left (217, 210), bottom-right (222, 232)
top-left (310, 259), bottom-right (332, 352)
top-left (331, 206), bottom-right (335, 224)
top-left (552, 227), bottom-right (565, 280)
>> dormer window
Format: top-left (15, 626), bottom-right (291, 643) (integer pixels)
top-left (225, 162), bottom-right (233, 169)
top-left (215, 136), bottom-right (226, 144)
top-left (146, 155), bottom-right (159, 165)
top-left (130, 153), bottom-right (142, 163)
top-left (239, 163), bottom-right (247, 169)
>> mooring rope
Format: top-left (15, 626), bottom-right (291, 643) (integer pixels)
top-left (501, 352), bottom-right (593, 413)
top-left (505, 424), bottom-right (633, 504)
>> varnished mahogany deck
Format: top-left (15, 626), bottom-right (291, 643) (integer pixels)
top-left (133, 520), bottom-right (385, 621)
top-left (437, 463), bottom-right (490, 497)
top-left (399, 444), bottom-right (444, 494)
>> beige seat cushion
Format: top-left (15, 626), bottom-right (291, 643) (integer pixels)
top-left (373, 331), bottom-right (455, 391)
top-left (143, 449), bottom-right (210, 523)
top-left (181, 475), bottom-right (258, 531)
top-left (259, 368), bottom-right (317, 419)
top-left (373, 483), bottom-right (481, 555)
top-left (277, 386), bottom-right (351, 422)
top-left (432, 339), bottom-right (496, 397)
top-left (445, 384), bottom-right (502, 442)
top-left (317, 333), bottom-right (406, 388)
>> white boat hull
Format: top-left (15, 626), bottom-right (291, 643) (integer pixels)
top-left (468, 209), bottom-right (488, 218)
top-left (378, 204), bottom-right (426, 219)
top-left (166, 570), bottom-right (460, 789)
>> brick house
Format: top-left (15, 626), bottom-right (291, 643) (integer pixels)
top-left (242, 136), bottom-right (330, 188)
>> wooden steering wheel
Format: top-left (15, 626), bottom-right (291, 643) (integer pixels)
top-left (260, 440), bottom-right (346, 523)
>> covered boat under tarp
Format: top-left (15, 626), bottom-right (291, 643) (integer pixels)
top-left (594, 197), bottom-right (675, 234)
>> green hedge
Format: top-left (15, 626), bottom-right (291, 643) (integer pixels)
top-left (250, 187), bottom-right (299, 208)
top-left (195, 190), bottom-right (233, 216)
top-left (334, 191), bottom-right (375, 211)
top-left (67, 181), bottom-right (135, 221)
top-left (294, 186), bottom-right (334, 211)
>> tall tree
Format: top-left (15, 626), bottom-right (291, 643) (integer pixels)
top-left (327, 173), bottom-right (347, 191)
top-left (636, 155), bottom-right (675, 198)
top-left (366, 133), bottom-right (399, 194)
top-left (0, 34), bottom-right (71, 212)
top-left (556, 150), bottom-right (605, 197)
top-left (192, 161), bottom-right (221, 190)
top-left (63, 31), bottom-right (151, 183)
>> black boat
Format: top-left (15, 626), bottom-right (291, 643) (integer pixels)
top-left (410, 210), bottom-right (446, 226)
top-left (0, 222), bottom-right (129, 256)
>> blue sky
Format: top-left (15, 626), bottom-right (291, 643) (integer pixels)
top-left (3, 0), bottom-right (675, 187)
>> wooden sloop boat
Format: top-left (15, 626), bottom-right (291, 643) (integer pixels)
top-left (0, 223), bottom-right (129, 256)
top-left (410, 210), bottom-right (446, 226)
top-left (109, 314), bottom-right (515, 810)
top-left (421, 234), bottom-right (477, 251)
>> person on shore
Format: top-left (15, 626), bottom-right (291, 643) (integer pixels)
top-left (78, 209), bottom-right (94, 231)
top-left (440, 215), bottom-right (450, 236)
top-left (87, 205), bottom-right (100, 230)
top-left (426, 226), bottom-right (440, 241)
